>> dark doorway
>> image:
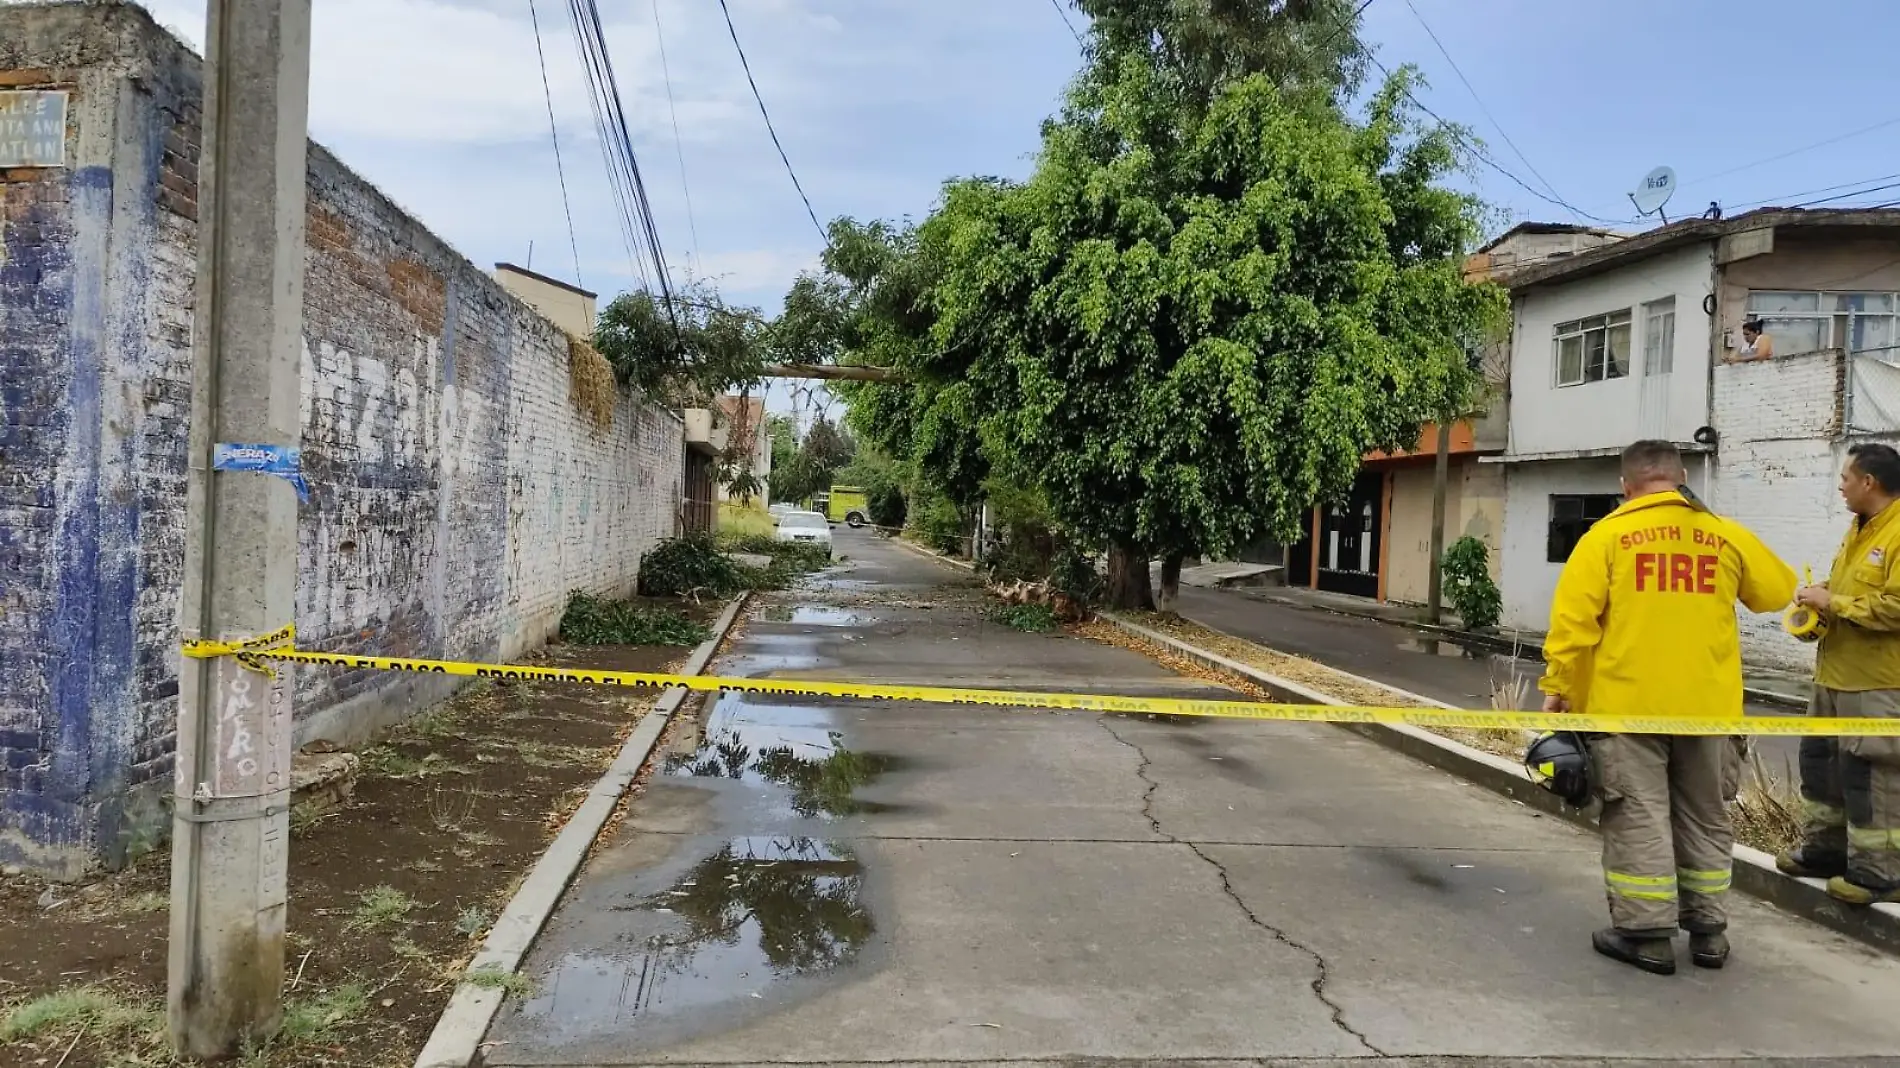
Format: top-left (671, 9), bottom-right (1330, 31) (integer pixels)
top-left (1285, 519), bottom-right (1314, 589)
top-left (1316, 472), bottom-right (1384, 598)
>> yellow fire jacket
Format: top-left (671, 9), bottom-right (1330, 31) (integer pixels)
top-left (1816, 501), bottom-right (1900, 692)
top-left (1539, 491), bottom-right (1796, 719)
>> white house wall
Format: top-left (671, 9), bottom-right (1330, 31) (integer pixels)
top-left (1710, 352), bottom-right (1845, 672)
top-left (1508, 243), bottom-right (1716, 456)
top-left (1498, 458), bottom-right (1623, 633)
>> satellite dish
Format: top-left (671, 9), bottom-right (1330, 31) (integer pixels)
top-left (1629, 166), bottom-right (1678, 219)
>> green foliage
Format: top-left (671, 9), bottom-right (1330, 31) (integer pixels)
top-left (1441, 536), bottom-right (1501, 631)
top-left (1076, 0), bottom-right (1372, 104)
top-left (989, 602), bottom-right (1059, 633)
top-left (639, 533), bottom-right (831, 597)
top-left (0, 985), bottom-right (160, 1044)
top-left (593, 281), bottom-right (767, 409)
top-left (767, 415), bottom-right (857, 506)
top-left (836, 444), bottom-right (907, 529)
top-left (560, 591), bottom-right (711, 647)
top-left (1049, 544), bottom-right (1107, 604)
top-left (909, 484), bottom-right (970, 555)
top-left (639, 533), bottom-right (751, 597)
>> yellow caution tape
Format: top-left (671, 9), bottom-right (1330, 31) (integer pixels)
top-left (179, 631), bottom-right (1890, 737)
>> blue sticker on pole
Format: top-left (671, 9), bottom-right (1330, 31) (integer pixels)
top-left (213, 443), bottom-right (310, 502)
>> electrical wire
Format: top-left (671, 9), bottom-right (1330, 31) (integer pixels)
top-left (715, 0), bottom-right (827, 243)
top-left (1048, 0), bottom-right (1085, 47)
top-left (1399, 0), bottom-right (1569, 217)
top-left (1722, 172), bottom-right (1900, 214)
top-left (1313, 0), bottom-right (1378, 58)
top-left (1363, 52), bottom-right (1640, 228)
top-left (651, 0), bottom-right (701, 276)
top-left (527, 0), bottom-right (584, 288)
top-left (1678, 115), bottom-right (1900, 191)
top-left (567, 0), bottom-right (681, 331)
top-left (1794, 180), bottom-right (1900, 208)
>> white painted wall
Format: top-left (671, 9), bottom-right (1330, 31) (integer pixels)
top-left (1507, 243), bottom-right (1717, 457)
top-left (1710, 352), bottom-right (1845, 672)
top-left (1498, 458), bottom-right (1623, 633)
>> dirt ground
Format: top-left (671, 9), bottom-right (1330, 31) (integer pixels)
top-left (0, 598), bottom-right (727, 1068)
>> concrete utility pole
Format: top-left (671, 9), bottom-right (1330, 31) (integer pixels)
top-left (169, 0), bottom-right (312, 1056)
top-left (1424, 420), bottom-right (1453, 626)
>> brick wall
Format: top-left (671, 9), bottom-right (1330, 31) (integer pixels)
top-left (1710, 352), bottom-right (1845, 672)
top-left (0, 3), bottom-right (683, 876)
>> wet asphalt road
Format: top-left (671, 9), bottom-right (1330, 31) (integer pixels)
top-left (484, 532), bottom-right (1900, 1067)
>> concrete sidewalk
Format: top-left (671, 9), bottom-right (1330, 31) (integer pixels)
top-left (478, 532), bottom-right (1900, 1066)
top-left (1233, 583), bottom-right (1815, 706)
top-left (1174, 584), bottom-right (1808, 778)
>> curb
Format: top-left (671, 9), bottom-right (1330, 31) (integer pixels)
top-left (1241, 591), bottom-right (1808, 710)
top-left (412, 593), bottom-right (751, 1068)
top-left (887, 534), bottom-right (977, 572)
top-left (1099, 612), bottom-right (1900, 956)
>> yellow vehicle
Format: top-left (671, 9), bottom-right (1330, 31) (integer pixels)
top-left (825, 485), bottom-right (870, 528)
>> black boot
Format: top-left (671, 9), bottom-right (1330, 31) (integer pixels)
top-left (1776, 847), bottom-right (1846, 879)
top-left (1688, 931), bottom-right (1729, 969)
top-left (1592, 927), bottom-right (1676, 975)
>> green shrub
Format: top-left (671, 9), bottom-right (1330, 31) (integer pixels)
top-left (1049, 544), bottom-right (1105, 604)
top-left (989, 602), bottom-right (1058, 632)
top-left (560, 592), bottom-right (711, 646)
top-left (1441, 536), bottom-right (1502, 631)
top-left (638, 533), bottom-right (748, 597)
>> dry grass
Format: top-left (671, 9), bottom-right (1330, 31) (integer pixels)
top-left (1732, 745), bottom-right (1803, 856)
top-left (567, 334), bottom-right (617, 431)
top-left (718, 504), bottom-right (776, 539)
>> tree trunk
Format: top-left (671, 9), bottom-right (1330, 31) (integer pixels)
top-left (1105, 541), bottom-right (1155, 611)
top-left (1156, 552), bottom-right (1184, 615)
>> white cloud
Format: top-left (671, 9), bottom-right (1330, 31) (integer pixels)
top-left (133, 0), bottom-right (805, 147)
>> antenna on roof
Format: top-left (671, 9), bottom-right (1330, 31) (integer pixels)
top-left (1628, 166), bottom-right (1677, 224)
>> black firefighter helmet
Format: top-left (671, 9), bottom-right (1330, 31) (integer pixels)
top-left (1525, 730), bottom-right (1593, 807)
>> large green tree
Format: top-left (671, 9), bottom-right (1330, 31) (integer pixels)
top-left (922, 57), bottom-right (1503, 608)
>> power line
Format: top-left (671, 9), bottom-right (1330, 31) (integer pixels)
top-left (1048, 0), bottom-right (1085, 47)
top-left (715, 0), bottom-right (827, 243)
top-left (1312, 0), bottom-right (1378, 61)
top-left (1363, 52), bottom-right (1639, 228)
top-left (1399, 0), bottom-right (1569, 218)
top-left (1794, 180), bottom-right (1900, 208)
top-left (568, 0), bottom-right (680, 330)
top-left (650, 0), bottom-right (701, 275)
top-left (1678, 115), bottom-right (1900, 190)
top-left (527, 0), bottom-right (584, 288)
top-left (1724, 172), bottom-right (1900, 214)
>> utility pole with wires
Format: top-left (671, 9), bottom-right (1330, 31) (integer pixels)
top-left (169, 0), bottom-right (312, 1056)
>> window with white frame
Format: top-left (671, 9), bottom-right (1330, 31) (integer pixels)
top-left (1642, 297), bottom-right (1676, 376)
top-left (1553, 309), bottom-right (1632, 386)
top-left (1745, 291), bottom-right (1900, 359)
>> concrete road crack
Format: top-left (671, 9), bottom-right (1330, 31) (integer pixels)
top-left (1097, 717), bottom-right (1388, 1058)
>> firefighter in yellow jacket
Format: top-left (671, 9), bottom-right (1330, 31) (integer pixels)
top-left (1540, 440), bottom-right (1796, 975)
top-left (1779, 442), bottom-right (1900, 906)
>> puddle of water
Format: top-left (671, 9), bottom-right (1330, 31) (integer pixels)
top-left (1398, 637), bottom-right (1483, 659)
top-left (761, 604), bottom-right (866, 627)
top-left (668, 693), bottom-right (903, 818)
top-left (516, 836), bottom-right (871, 1038)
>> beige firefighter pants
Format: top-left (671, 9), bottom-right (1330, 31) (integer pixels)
top-left (1797, 687), bottom-right (1900, 891)
top-left (1589, 733), bottom-right (1742, 935)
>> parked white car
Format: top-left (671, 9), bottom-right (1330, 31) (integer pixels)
top-left (775, 510), bottom-right (833, 554)
top-left (768, 502), bottom-right (794, 521)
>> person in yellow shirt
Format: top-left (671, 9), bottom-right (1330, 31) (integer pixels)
top-left (1541, 440), bottom-right (1795, 975)
top-left (1780, 442), bottom-right (1900, 906)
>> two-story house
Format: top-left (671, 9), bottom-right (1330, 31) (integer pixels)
top-left (1493, 208), bottom-right (1900, 669)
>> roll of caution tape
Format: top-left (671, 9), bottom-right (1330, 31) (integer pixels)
top-left (182, 628), bottom-right (1881, 737)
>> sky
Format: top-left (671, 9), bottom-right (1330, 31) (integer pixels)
top-left (128, 0), bottom-right (1900, 420)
